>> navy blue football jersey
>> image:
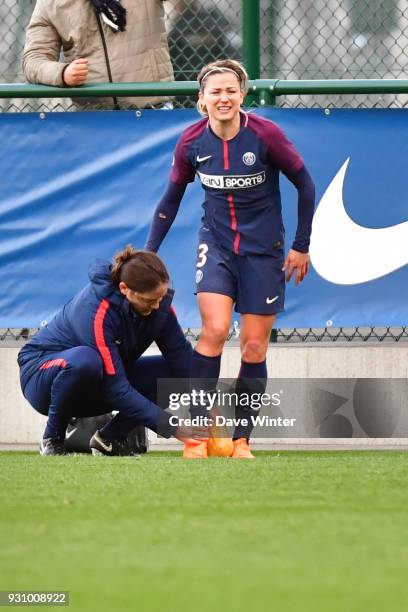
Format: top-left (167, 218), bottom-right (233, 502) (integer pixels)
top-left (170, 111), bottom-right (304, 255)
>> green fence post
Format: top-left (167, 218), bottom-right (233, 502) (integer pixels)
top-left (243, 0), bottom-right (260, 106)
top-left (243, 0), bottom-right (260, 79)
top-left (257, 81), bottom-right (277, 106)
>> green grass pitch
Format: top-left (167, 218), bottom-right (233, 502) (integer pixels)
top-left (1, 451), bottom-right (407, 612)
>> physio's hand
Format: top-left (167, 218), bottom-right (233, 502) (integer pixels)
top-left (63, 58), bottom-right (89, 86)
top-left (282, 249), bottom-right (309, 285)
top-left (175, 423), bottom-right (210, 442)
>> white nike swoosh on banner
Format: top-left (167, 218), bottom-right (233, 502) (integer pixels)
top-left (310, 158), bottom-right (408, 285)
top-left (196, 155), bottom-right (212, 163)
top-left (65, 427), bottom-right (78, 439)
top-left (266, 295), bottom-right (279, 304)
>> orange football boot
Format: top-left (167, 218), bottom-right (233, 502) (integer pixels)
top-left (206, 406), bottom-right (233, 457)
top-left (232, 438), bottom-right (255, 459)
top-left (207, 421), bottom-right (233, 457)
top-left (183, 438), bottom-right (208, 459)
top-left (207, 435), bottom-right (234, 457)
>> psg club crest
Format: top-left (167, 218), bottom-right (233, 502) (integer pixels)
top-left (243, 151), bottom-right (256, 166)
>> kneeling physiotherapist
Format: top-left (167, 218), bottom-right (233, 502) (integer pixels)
top-left (18, 246), bottom-right (205, 455)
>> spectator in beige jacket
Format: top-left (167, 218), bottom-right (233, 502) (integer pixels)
top-left (23, 0), bottom-right (174, 109)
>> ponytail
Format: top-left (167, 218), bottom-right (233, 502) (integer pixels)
top-left (111, 245), bottom-right (169, 292)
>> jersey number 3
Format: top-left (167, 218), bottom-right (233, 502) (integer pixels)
top-left (197, 243), bottom-right (209, 268)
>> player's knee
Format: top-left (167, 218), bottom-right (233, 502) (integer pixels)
top-left (68, 347), bottom-right (103, 382)
top-left (241, 339), bottom-right (267, 363)
top-left (201, 322), bottom-right (230, 350)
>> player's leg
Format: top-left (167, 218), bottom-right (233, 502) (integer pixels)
top-left (21, 346), bottom-right (104, 455)
top-left (231, 313), bottom-right (275, 458)
top-left (182, 241), bottom-right (236, 458)
top-left (232, 252), bottom-right (284, 458)
top-left (185, 292), bottom-right (235, 458)
top-left (194, 240), bottom-right (235, 359)
top-left (195, 293), bottom-right (233, 357)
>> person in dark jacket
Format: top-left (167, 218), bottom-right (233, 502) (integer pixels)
top-left (18, 245), bottom-right (204, 455)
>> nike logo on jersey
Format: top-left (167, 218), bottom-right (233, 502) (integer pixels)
top-left (266, 295), bottom-right (279, 304)
top-left (310, 158), bottom-right (408, 285)
top-left (196, 155), bottom-right (212, 163)
top-left (197, 171), bottom-right (266, 190)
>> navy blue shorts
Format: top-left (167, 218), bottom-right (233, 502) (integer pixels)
top-left (194, 240), bottom-right (285, 315)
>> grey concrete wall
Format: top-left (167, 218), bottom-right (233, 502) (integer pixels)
top-left (2, 343), bottom-right (407, 445)
top-left (1, 347), bottom-right (46, 444)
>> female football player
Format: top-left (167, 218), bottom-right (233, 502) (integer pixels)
top-left (146, 59), bottom-right (315, 458)
top-left (18, 246), bottom-right (205, 455)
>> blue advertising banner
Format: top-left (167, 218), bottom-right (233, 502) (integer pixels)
top-left (0, 108), bottom-right (407, 328)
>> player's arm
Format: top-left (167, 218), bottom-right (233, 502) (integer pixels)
top-left (265, 123), bottom-right (315, 284)
top-left (145, 132), bottom-right (196, 252)
top-left (285, 165), bottom-right (315, 254)
top-left (145, 181), bottom-right (187, 252)
top-left (282, 165), bottom-right (315, 284)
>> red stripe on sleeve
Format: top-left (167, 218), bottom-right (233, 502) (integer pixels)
top-left (94, 299), bottom-right (116, 375)
top-left (39, 358), bottom-right (67, 370)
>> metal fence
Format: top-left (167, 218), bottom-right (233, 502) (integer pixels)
top-left (2, 326), bottom-right (408, 345)
top-left (262, 0), bottom-right (408, 108)
top-left (2, 0), bottom-right (408, 110)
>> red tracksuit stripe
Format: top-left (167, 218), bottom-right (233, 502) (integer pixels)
top-left (224, 140), bottom-right (240, 254)
top-left (94, 299), bottom-right (116, 375)
top-left (39, 358), bottom-right (67, 370)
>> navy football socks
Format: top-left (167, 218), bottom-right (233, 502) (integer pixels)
top-left (189, 350), bottom-right (221, 420)
top-left (233, 359), bottom-right (267, 440)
